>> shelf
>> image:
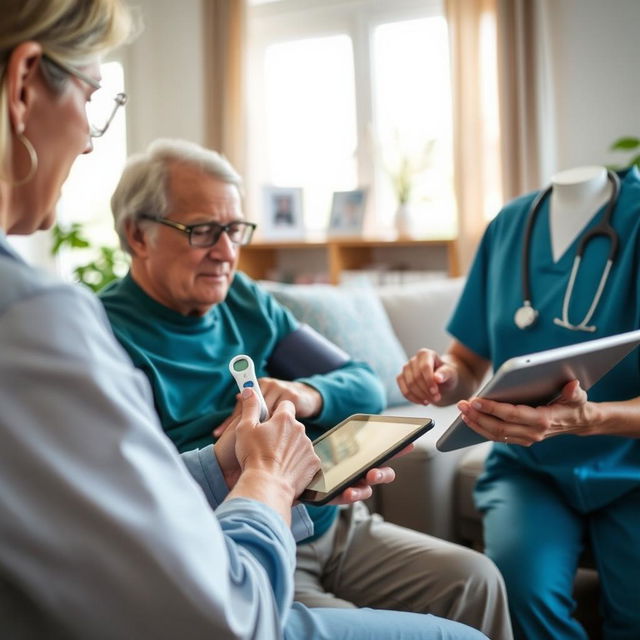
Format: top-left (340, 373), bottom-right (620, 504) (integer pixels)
top-left (238, 236), bottom-right (459, 284)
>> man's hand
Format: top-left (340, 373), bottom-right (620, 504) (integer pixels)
top-left (258, 377), bottom-right (323, 419)
top-left (213, 377), bottom-right (323, 438)
top-left (328, 444), bottom-right (414, 504)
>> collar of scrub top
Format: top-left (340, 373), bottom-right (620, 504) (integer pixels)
top-left (514, 169), bottom-right (621, 332)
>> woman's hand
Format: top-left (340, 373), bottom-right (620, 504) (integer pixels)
top-left (233, 389), bottom-right (321, 503)
top-left (397, 342), bottom-right (490, 407)
top-left (397, 348), bottom-right (460, 405)
top-left (456, 379), bottom-right (593, 446)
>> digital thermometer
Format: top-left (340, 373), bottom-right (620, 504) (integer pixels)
top-left (229, 354), bottom-right (268, 422)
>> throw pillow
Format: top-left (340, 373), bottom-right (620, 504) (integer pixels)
top-left (377, 278), bottom-right (466, 357)
top-left (264, 281), bottom-right (408, 406)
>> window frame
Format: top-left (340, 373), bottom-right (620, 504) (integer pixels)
top-left (247, 0), bottom-right (447, 233)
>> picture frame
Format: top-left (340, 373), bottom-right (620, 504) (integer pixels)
top-left (261, 186), bottom-right (305, 240)
top-left (328, 189), bottom-right (367, 236)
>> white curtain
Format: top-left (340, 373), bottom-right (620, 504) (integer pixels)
top-left (202, 0), bottom-right (248, 175)
top-left (496, 0), bottom-right (557, 199)
top-left (445, 0), bottom-right (499, 272)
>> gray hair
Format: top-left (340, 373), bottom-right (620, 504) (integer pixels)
top-left (111, 138), bottom-right (243, 254)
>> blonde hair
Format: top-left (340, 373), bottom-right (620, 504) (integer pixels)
top-left (0, 0), bottom-right (135, 181)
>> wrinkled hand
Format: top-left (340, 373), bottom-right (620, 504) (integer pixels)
top-left (213, 409), bottom-right (242, 488)
top-left (258, 377), bottom-right (322, 419)
top-left (397, 348), bottom-right (458, 405)
top-left (213, 378), bottom-right (323, 439)
top-left (457, 380), bottom-right (591, 446)
top-left (235, 389), bottom-right (321, 499)
top-left (213, 395), bottom-right (242, 438)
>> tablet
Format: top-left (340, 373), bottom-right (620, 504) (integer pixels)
top-left (436, 329), bottom-right (640, 452)
top-left (299, 414), bottom-right (434, 505)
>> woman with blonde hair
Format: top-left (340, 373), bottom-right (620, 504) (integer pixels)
top-left (0, 2), bottom-right (490, 638)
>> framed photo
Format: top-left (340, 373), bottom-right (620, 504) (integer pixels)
top-left (328, 189), bottom-right (367, 236)
top-left (261, 186), bottom-right (305, 239)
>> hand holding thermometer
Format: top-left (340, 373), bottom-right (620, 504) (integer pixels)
top-left (229, 355), bottom-right (269, 422)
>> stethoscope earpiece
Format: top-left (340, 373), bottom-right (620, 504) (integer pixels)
top-left (515, 171), bottom-right (620, 332)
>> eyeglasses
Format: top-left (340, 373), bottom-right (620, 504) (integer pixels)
top-left (140, 215), bottom-right (257, 247)
top-left (41, 54), bottom-right (127, 139)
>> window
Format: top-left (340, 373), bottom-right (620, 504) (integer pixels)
top-left (247, 0), bottom-right (457, 238)
top-left (55, 61), bottom-right (127, 278)
top-left (372, 16), bottom-right (455, 237)
top-left (262, 35), bottom-right (358, 232)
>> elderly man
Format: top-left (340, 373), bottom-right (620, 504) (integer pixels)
top-left (100, 138), bottom-right (513, 640)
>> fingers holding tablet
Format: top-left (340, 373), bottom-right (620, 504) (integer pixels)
top-left (457, 378), bottom-right (592, 446)
top-left (299, 415), bottom-right (433, 506)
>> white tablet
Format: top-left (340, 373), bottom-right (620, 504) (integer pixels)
top-left (436, 329), bottom-right (640, 452)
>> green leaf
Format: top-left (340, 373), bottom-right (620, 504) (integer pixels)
top-left (610, 137), bottom-right (640, 151)
top-left (70, 236), bottom-right (90, 249)
top-left (629, 153), bottom-right (640, 168)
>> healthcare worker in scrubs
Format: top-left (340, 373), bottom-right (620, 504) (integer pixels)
top-left (397, 164), bottom-right (640, 640)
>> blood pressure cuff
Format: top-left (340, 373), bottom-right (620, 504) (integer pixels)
top-left (267, 323), bottom-right (350, 380)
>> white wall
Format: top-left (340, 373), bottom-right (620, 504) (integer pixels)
top-left (547, 0), bottom-right (640, 174)
top-left (122, 0), bottom-right (206, 154)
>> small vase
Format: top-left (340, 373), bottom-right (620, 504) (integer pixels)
top-left (394, 203), bottom-right (412, 236)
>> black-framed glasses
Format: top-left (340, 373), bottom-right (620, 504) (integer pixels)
top-left (140, 215), bottom-right (257, 248)
top-left (42, 54), bottom-right (127, 139)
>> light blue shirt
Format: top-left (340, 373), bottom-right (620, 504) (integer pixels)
top-left (0, 233), bottom-right (311, 638)
top-left (448, 167), bottom-right (640, 511)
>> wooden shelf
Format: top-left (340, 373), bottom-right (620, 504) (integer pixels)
top-left (239, 236), bottom-right (459, 284)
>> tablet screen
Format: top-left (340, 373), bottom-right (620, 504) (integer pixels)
top-left (306, 416), bottom-right (428, 493)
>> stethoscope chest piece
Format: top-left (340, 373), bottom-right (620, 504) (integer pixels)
top-left (514, 301), bottom-right (539, 330)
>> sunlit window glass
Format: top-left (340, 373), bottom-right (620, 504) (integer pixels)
top-left (479, 10), bottom-right (502, 220)
top-left (56, 61), bottom-right (127, 277)
top-left (373, 17), bottom-right (456, 237)
top-left (263, 35), bottom-right (358, 233)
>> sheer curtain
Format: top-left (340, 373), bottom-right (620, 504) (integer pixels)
top-left (445, 0), bottom-right (555, 271)
top-left (445, 0), bottom-right (499, 272)
top-left (202, 0), bottom-right (248, 175)
top-left (496, 0), bottom-right (556, 200)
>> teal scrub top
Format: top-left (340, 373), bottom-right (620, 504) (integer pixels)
top-left (100, 270), bottom-right (386, 542)
top-left (448, 167), bottom-right (640, 512)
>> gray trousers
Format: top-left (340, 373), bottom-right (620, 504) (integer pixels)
top-left (295, 502), bottom-right (513, 640)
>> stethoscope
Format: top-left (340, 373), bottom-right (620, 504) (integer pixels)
top-left (514, 170), bottom-right (621, 333)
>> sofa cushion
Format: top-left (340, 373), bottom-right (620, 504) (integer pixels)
top-left (377, 277), bottom-right (466, 357)
top-left (263, 280), bottom-right (408, 406)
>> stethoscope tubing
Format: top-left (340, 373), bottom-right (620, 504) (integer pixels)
top-left (517, 170), bottom-right (621, 331)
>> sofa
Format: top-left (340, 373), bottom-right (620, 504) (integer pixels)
top-left (264, 275), bottom-right (485, 540)
top-left (264, 275), bottom-right (602, 639)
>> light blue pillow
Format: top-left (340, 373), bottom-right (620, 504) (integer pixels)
top-left (265, 281), bottom-right (408, 406)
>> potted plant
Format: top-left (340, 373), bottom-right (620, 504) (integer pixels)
top-left (51, 222), bottom-right (128, 292)
top-left (383, 136), bottom-right (435, 236)
top-left (609, 136), bottom-right (640, 169)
